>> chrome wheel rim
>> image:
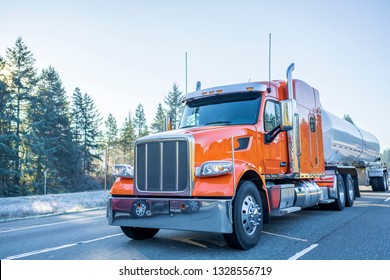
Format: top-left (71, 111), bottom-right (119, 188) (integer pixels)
top-left (339, 182), bottom-right (345, 204)
top-left (241, 195), bottom-right (261, 236)
top-left (347, 181), bottom-right (354, 200)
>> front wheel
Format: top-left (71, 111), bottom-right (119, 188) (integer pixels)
top-left (223, 181), bottom-right (263, 250)
top-left (121, 227), bottom-right (159, 240)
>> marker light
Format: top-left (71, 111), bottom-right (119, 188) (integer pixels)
top-left (196, 161), bottom-right (233, 177)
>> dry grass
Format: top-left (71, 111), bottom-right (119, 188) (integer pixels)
top-left (0, 191), bottom-right (109, 221)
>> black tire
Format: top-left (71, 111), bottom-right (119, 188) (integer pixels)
top-left (342, 174), bottom-right (355, 207)
top-left (371, 177), bottom-right (380, 192)
top-left (331, 174), bottom-right (346, 211)
top-left (121, 226), bottom-right (159, 240)
top-left (223, 181), bottom-right (263, 250)
top-left (131, 200), bottom-right (149, 218)
top-left (371, 176), bottom-right (388, 192)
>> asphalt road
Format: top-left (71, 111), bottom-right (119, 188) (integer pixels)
top-left (1, 187), bottom-right (389, 260)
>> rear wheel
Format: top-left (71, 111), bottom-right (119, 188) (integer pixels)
top-left (371, 177), bottom-right (380, 192)
top-left (223, 181), bottom-right (263, 250)
top-left (121, 227), bottom-right (159, 240)
top-left (371, 175), bottom-right (388, 192)
top-left (331, 174), bottom-right (346, 211)
top-left (342, 174), bottom-right (355, 207)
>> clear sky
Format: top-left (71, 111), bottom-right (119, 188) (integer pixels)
top-left (1, 0), bottom-right (390, 150)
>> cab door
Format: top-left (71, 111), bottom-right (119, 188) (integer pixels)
top-left (262, 100), bottom-right (288, 175)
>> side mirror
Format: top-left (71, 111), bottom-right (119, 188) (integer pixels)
top-left (164, 115), bottom-right (173, 131)
top-left (280, 100), bottom-right (295, 131)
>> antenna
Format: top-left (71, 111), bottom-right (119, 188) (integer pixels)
top-left (185, 52), bottom-right (188, 95)
top-left (267, 33), bottom-right (272, 93)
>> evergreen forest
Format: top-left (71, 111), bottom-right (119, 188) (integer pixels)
top-left (0, 37), bottom-right (184, 197)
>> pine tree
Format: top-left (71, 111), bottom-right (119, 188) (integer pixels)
top-left (26, 66), bottom-right (77, 194)
top-left (103, 113), bottom-right (119, 188)
top-left (343, 114), bottom-right (355, 125)
top-left (0, 56), bottom-right (18, 196)
top-left (118, 114), bottom-right (136, 165)
top-left (104, 113), bottom-right (118, 147)
top-left (5, 37), bottom-right (37, 190)
top-left (151, 102), bottom-right (166, 133)
top-left (164, 83), bottom-right (184, 129)
top-left (71, 88), bottom-right (102, 176)
top-left (71, 87), bottom-right (84, 145)
top-left (133, 103), bottom-right (149, 138)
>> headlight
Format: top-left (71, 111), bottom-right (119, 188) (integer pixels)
top-left (196, 161), bottom-right (233, 177)
top-left (112, 164), bottom-right (134, 178)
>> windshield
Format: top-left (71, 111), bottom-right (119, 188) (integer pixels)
top-left (180, 93), bottom-right (261, 128)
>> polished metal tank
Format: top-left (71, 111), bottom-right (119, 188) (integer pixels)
top-left (321, 109), bottom-right (380, 165)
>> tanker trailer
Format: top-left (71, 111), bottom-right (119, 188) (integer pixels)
top-left (322, 109), bottom-right (388, 192)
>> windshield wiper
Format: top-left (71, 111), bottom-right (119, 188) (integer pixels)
top-left (180, 125), bottom-right (195, 129)
top-left (204, 121), bottom-right (232, 126)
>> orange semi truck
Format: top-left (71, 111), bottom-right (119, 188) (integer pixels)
top-left (107, 63), bottom-right (388, 250)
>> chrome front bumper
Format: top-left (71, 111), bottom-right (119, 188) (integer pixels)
top-left (107, 196), bottom-right (233, 234)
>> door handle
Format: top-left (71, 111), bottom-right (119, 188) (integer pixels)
top-left (280, 161), bottom-right (287, 167)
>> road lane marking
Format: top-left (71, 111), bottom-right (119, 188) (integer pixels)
top-left (288, 244), bottom-right (319, 260)
top-left (170, 237), bottom-right (209, 248)
top-left (385, 197), bottom-right (390, 202)
top-left (361, 192), bottom-right (389, 197)
top-left (354, 203), bottom-right (390, 208)
top-left (261, 231), bottom-right (308, 242)
top-left (4, 233), bottom-right (123, 260)
top-left (0, 215), bottom-right (105, 234)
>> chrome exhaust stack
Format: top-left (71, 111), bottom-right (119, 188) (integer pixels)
top-left (286, 63), bottom-right (295, 100)
top-left (285, 63), bottom-right (301, 175)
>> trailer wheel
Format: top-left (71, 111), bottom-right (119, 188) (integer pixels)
top-left (223, 181), bottom-right (263, 250)
top-left (371, 175), bottom-right (388, 192)
top-left (331, 174), bottom-right (346, 211)
top-left (371, 177), bottom-right (380, 192)
top-left (121, 227), bottom-right (159, 240)
top-left (381, 172), bottom-right (389, 191)
top-left (342, 174), bottom-right (355, 207)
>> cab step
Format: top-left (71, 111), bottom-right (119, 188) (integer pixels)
top-left (318, 199), bottom-right (335, 204)
top-left (270, 206), bottom-right (302, 216)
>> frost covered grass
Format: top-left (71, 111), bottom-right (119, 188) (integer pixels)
top-left (0, 190), bottom-right (109, 221)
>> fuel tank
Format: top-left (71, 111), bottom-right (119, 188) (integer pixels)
top-left (321, 109), bottom-right (380, 165)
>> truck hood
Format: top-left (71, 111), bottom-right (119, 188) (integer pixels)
top-left (139, 125), bottom-right (256, 143)
top-left (138, 125), bottom-right (258, 164)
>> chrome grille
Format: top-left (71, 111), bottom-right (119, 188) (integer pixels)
top-left (136, 139), bottom-right (189, 192)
